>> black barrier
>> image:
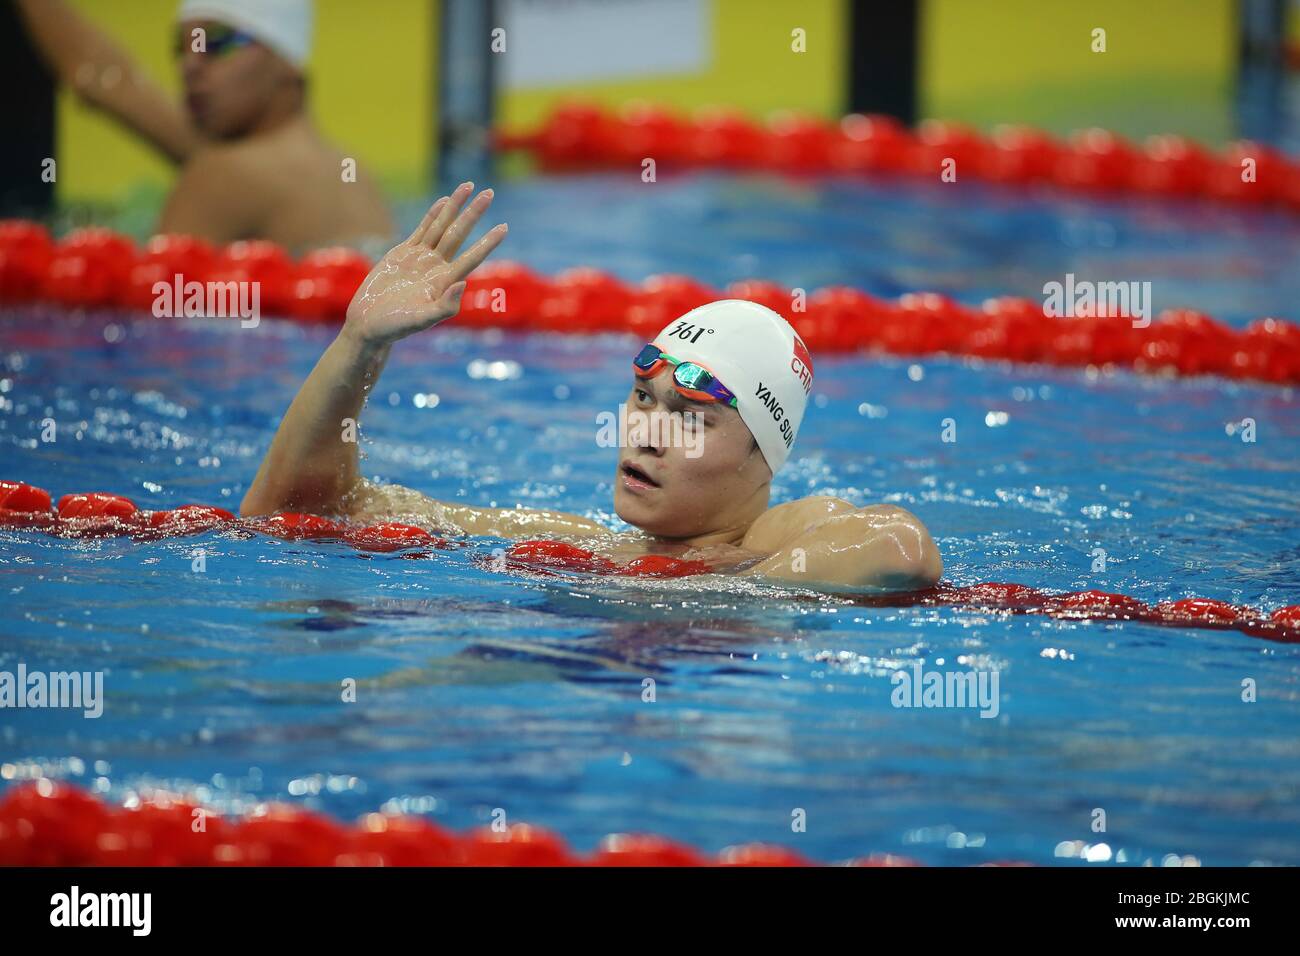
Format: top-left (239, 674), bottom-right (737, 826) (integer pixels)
top-left (0, 0), bottom-right (56, 219)
top-left (0, 864), bottom-right (1277, 942)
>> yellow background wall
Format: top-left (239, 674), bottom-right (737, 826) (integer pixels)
top-left (496, 0), bottom-right (847, 130)
top-left (920, 0), bottom-right (1237, 142)
top-left (53, 0), bottom-right (1241, 214)
top-left (57, 0), bottom-right (435, 208)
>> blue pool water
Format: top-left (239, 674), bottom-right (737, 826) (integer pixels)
top-left (2, 173), bottom-right (1299, 865)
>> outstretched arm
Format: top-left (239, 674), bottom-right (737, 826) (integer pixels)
top-left (15, 0), bottom-right (199, 164)
top-left (241, 184), bottom-right (500, 518)
top-left (239, 183), bottom-right (609, 540)
top-left (741, 499), bottom-right (943, 590)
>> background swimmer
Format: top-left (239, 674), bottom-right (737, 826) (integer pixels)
top-left (14, 0), bottom-right (392, 250)
top-left (240, 184), bottom-right (943, 591)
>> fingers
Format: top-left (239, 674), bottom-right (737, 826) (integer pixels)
top-left (449, 223), bottom-right (508, 281)
top-left (437, 187), bottom-right (495, 259)
top-left (419, 181), bottom-right (474, 248)
top-left (406, 196), bottom-right (447, 245)
top-left (434, 281), bottom-right (467, 315)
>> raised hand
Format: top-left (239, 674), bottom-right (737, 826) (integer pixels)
top-left (343, 183), bottom-right (507, 347)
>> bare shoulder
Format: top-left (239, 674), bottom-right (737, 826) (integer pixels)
top-left (742, 495), bottom-right (859, 551)
top-left (744, 497), bottom-right (932, 548)
top-left (840, 503), bottom-right (938, 545)
top-left (857, 502), bottom-right (927, 525)
top-left (185, 139), bottom-right (284, 195)
top-left (160, 143), bottom-right (270, 240)
top-left (740, 499), bottom-right (942, 590)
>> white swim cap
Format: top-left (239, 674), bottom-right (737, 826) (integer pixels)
top-left (177, 0), bottom-right (314, 69)
top-left (650, 299), bottom-right (814, 474)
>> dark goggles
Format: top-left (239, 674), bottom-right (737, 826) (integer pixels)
top-left (174, 23), bottom-right (258, 59)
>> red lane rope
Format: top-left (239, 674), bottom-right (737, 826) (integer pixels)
top-left (495, 101), bottom-right (1300, 213)
top-left (4, 480), bottom-right (1298, 642)
top-left (0, 780), bottom-right (949, 867)
top-left (0, 480), bottom-right (711, 577)
top-left (2, 219), bottom-right (1297, 385)
top-left (1, 482), bottom-right (452, 552)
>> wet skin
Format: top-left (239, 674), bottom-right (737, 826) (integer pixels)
top-left (12, 1), bottom-right (391, 248)
top-left (241, 185), bottom-right (943, 592)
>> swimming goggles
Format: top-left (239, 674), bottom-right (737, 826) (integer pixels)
top-left (632, 344), bottom-right (738, 407)
top-left (174, 23), bottom-right (259, 59)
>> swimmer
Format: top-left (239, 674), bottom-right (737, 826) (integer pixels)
top-left (14, 0), bottom-right (393, 251)
top-left (240, 185), bottom-right (943, 591)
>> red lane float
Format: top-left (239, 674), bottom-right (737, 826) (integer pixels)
top-left (1044, 589), bottom-right (1150, 619)
top-left (41, 228), bottom-right (136, 309)
top-left (148, 504), bottom-right (236, 532)
top-left (291, 247), bottom-right (372, 323)
top-left (132, 505), bottom-right (236, 542)
top-left (122, 234), bottom-right (218, 312)
top-left (249, 512), bottom-right (345, 540)
top-left (0, 221), bottom-right (54, 302)
top-left (0, 781), bottom-right (930, 867)
top-left (2, 219), bottom-right (1299, 385)
top-left (616, 554), bottom-right (713, 578)
top-left (1153, 597), bottom-right (1246, 625)
top-left (55, 491), bottom-right (143, 536)
top-left (892, 584), bottom-right (1300, 645)
top-left (0, 480), bottom-right (51, 514)
top-left (503, 540), bottom-right (713, 578)
top-left (505, 539), bottom-right (618, 573)
top-left (590, 833), bottom-right (708, 867)
top-left (1272, 605), bottom-right (1300, 628)
top-left (503, 540), bottom-right (712, 577)
top-left (208, 239), bottom-right (295, 317)
top-left (496, 101), bottom-right (1300, 214)
top-left (57, 491), bottom-right (138, 521)
top-left (344, 522), bottom-right (450, 553)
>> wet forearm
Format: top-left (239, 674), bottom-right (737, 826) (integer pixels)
top-left (240, 329), bottom-right (389, 516)
top-left (15, 0), bottom-right (196, 163)
top-left (16, 0), bottom-right (111, 82)
top-left (240, 186), bottom-right (507, 520)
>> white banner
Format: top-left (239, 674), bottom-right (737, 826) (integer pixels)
top-left (499, 0), bottom-right (711, 88)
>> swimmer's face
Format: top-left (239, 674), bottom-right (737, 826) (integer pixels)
top-left (176, 20), bottom-right (302, 138)
top-left (613, 373), bottom-right (771, 540)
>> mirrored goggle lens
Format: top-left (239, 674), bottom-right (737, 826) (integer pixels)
top-left (674, 363), bottom-right (715, 391)
top-left (633, 344), bottom-right (663, 370)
